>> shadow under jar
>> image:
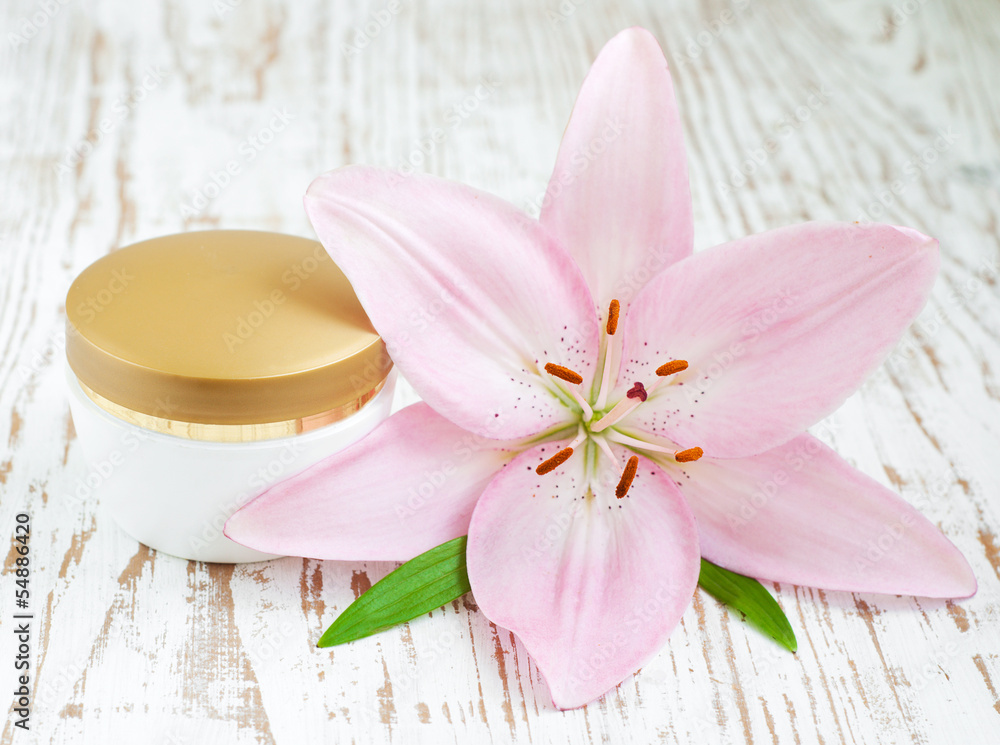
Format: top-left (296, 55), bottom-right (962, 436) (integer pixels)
top-left (64, 230), bottom-right (395, 562)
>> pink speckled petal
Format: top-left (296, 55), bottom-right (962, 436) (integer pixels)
top-left (467, 442), bottom-right (700, 709)
top-left (306, 166), bottom-right (600, 440)
top-left (225, 404), bottom-right (516, 561)
top-left (541, 27), bottom-right (693, 311)
top-left (677, 434), bottom-right (976, 597)
top-left (618, 222), bottom-right (939, 458)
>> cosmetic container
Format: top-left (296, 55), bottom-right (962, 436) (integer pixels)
top-left (65, 230), bottom-right (394, 562)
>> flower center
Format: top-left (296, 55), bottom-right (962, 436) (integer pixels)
top-left (537, 298), bottom-right (703, 497)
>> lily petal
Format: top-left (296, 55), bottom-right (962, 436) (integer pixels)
top-left (672, 434), bottom-right (976, 598)
top-left (225, 404), bottom-right (516, 561)
top-left (619, 222), bottom-right (939, 458)
top-left (467, 443), bottom-right (700, 709)
top-left (305, 166), bottom-right (600, 440)
top-left (540, 27), bottom-right (693, 310)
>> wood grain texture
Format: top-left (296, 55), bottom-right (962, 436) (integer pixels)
top-left (2, 0), bottom-right (999, 742)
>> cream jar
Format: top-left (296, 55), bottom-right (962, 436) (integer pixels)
top-left (65, 230), bottom-right (394, 563)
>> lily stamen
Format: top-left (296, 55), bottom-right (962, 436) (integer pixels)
top-left (615, 455), bottom-right (639, 498)
top-left (535, 426), bottom-right (587, 476)
top-left (606, 299), bottom-right (620, 335)
top-left (536, 447), bottom-right (574, 475)
top-left (604, 430), bottom-right (673, 452)
top-left (545, 362), bottom-right (593, 419)
top-left (544, 363), bottom-right (584, 385)
top-left (592, 434), bottom-right (618, 468)
top-left (594, 299), bottom-right (622, 410)
top-left (568, 388), bottom-right (594, 419)
top-left (674, 447), bottom-right (704, 462)
top-left (656, 360), bottom-right (688, 377)
top-left (590, 394), bottom-right (638, 432)
top-left (604, 431), bottom-right (706, 465)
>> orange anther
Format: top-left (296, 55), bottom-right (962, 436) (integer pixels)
top-left (536, 447), bottom-right (574, 475)
top-left (656, 360), bottom-right (689, 377)
top-left (674, 447), bottom-right (704, 463)
top-left (615, 456), bottom-right (639, 498)
top-left (544, 363), bottom-right (584, 385)
top-left (606, 299), bottom-right (620, 335)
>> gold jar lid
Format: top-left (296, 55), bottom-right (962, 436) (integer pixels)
top-left (66, 230), bottom-right (391, 439)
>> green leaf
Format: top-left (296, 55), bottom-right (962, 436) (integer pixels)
top-left (320, 538), bottom-right (796, 654)
top-left (698, 559), bottom-right (797, 652)
top-left (318, 536), bottom-right (471, 647)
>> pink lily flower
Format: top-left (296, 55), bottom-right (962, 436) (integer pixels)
top-left (225, 27), bottom-right (975, 709)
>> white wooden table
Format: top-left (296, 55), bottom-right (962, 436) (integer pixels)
top-left (2, 0), bottom-right (999, 742)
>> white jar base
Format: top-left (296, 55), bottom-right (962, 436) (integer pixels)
top-left (65, 367), bottom-right (396, 563)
